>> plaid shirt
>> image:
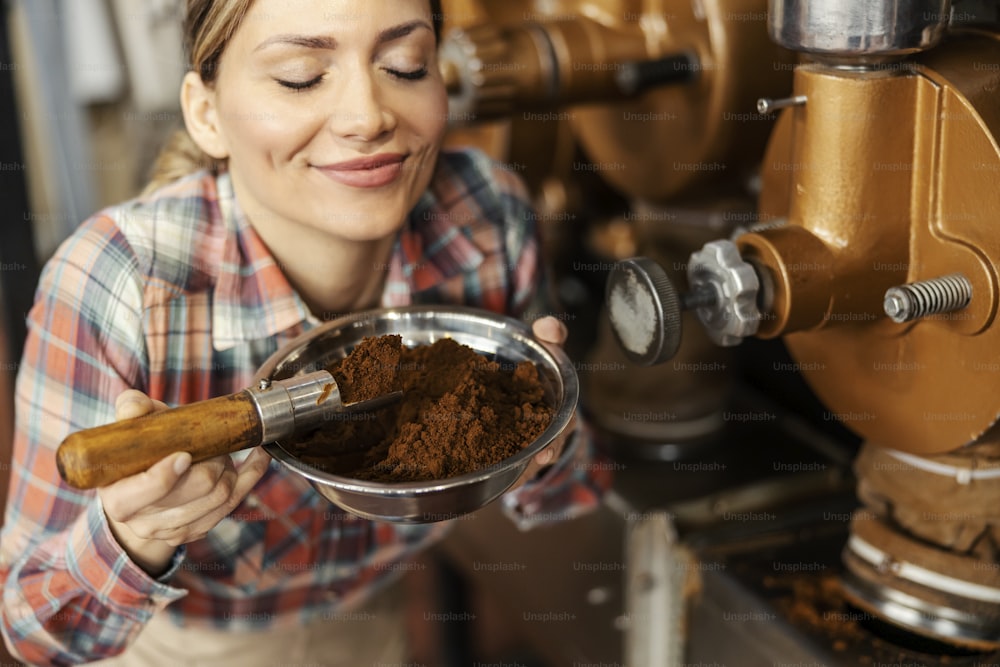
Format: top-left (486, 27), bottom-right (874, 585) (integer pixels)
top-left (1, 148), bottom-right (609, 666)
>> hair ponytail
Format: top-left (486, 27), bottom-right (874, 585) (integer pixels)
top-left (143, 128), bottom-right (222, 196)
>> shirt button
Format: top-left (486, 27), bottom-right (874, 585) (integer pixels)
top-left (246, 495), bottom-right (260, 508)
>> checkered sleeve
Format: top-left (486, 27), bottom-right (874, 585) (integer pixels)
top-left (0, 214), bottom-right (186, 666)
top-left (501, 420), bottom-right (612, 531)
top-left (462, 150), bottom-right (545, 318)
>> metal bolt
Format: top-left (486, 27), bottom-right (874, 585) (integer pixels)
top-left (258, 378), bottom-right (271, 391)
top-left (616, 52), bottom-right (699, 96)
top-left (883, 274), bottom-right (972, 323)
top-left (681, 284), bottom-right (719, 310)
top-left (730, 217), bottom-right (788, 240)
top-left (757, 95), bottom-right (807, 114)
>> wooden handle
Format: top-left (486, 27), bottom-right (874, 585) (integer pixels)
top-left (56, 392), bottom-right (263, 489)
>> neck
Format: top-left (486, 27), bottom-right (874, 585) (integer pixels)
top-left (240, 209), bottom-right (398, 320)
top-left (227, 171), bottom-right (407, 318)
top-left (278, 231), bottom-right (396, 320)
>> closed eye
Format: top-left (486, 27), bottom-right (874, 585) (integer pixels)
top-left (386, 67), bottom-right (427, 81)
top-left (276, 75), bottom-right (324, 91)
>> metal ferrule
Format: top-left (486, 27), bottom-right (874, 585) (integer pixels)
top-left (248, 370), bottom-right (339, 444)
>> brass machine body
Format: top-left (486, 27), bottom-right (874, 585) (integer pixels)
top-left (718, 20), bottom-right (1000, 649)
top-left (442, 0), bottom-right (794, 201)
top-left (601, 3), bottom-right (1000, 649)
top-left (743, 31), bottom-right (1000, 456)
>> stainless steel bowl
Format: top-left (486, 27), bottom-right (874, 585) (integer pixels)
top-left (253, 305), bottom-right (578, 523)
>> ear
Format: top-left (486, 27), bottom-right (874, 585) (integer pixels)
top-left (181, 71), bottom-right (229, 160)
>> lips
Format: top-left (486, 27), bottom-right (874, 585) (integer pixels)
top-left (314, 153), bottom-right (407, 189)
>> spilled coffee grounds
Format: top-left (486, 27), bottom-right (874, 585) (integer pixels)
top-left (287, 334), bottom-right (555, 482)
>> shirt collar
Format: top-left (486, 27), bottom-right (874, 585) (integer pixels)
top-left (211, 172), bottom-right (315, 351)
top-left (395, 154), bottom-right (486, 293)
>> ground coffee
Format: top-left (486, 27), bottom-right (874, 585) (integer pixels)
top-left (331, 334), bottom-right (403, 403)
top-left (289, 335), bottom-right (554, 482)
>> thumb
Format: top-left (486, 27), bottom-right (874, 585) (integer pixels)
top-left (115, 390), bottom-right (170, 421)
top-left (531, 316), bottom-right (568, 346)
top-left (115, 390), bottom-right (156, 420)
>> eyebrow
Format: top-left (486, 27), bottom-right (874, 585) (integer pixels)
top-left (376, 20), bottom-right (431, 45)
top-left (254, 20), bottom-right (432, 53)
top-left (254, 34), bottom-right (337, 52)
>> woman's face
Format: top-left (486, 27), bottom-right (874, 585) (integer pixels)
top-left (205, 0), bottom-right (447, 242)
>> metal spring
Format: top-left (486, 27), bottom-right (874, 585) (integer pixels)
top-left (884, 274), bottom-right (972, 323)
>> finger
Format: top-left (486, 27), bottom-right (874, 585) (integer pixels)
top-left (135, 463), bottom-right (240, 540)
top-left (533, 447), bottom-right (556, 466)
top-left (115, 390), bottom-right (157, 420)
top-left (160, 449), bottom-right (269, 529)
top-left (237, 447), bottom-right (272, 476)
top-left (532, 316), bottom-right (568, 346)
top-left (99, 451), bottom-right (192, 521)
top-left (231, 448), bottom-right (271, 499)
top-left (155, 456), bottom-right (234, 510)
top-left (511, 460), bottom-right (542, 491)
top-left (115, 392), bottom-right (170, 422)
top-left (528, 421), bottom-right (572, 470)
top-left (145, 450), bottom-right (271, 543)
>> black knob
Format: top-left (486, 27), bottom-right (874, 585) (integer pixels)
top-left (605, 258), bottom-right (683, 366)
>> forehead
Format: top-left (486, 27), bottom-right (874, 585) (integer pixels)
top-left (237, 0), bottom-right (433, 44)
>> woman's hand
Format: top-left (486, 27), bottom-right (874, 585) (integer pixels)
top-left (511, 316), bottom-right (576, 489)
top-left (97, 390), bottom-right (271, 576)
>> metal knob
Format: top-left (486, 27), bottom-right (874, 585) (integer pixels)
top-left (606, 258), bottom-right (682, 367)
top-left (605, 241), bottom-right (763, 365)
top-left (687, 241), bottom-right (762, 346)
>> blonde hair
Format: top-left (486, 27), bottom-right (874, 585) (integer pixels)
top-left (144, 0), bottom-right (444, 195)
top-left (144, 0), bottom-right (255, 194)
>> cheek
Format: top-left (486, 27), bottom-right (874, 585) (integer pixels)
top-left (408, 94), bottom-right (449, 186)
top-left (219, 98), bottom-right (319, 166)
top-left (385, 78), bottom-right (448, 146)
top-left (413, 91), bottom-right (449, 143)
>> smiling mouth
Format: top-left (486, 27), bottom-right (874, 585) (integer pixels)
top-left (315, 154), bottom-right (408, 189)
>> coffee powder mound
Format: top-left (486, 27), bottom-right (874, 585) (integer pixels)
top-left (288, 336), bottom-right (555, 483)
top-left (331, 334), bottom-right (402, 403)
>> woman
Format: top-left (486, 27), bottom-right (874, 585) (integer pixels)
top-left (0, 0), bottom-right (608, 665)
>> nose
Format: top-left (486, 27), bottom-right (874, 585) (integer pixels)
top-left (328, 62), bottom-right (397, 142)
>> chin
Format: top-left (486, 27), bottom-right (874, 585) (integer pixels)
top-left (328, 192), bottom-right (413, 225)
top-left (310, 206), bottom-right (409, 241)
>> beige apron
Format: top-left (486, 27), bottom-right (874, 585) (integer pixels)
top-left (90, 582), bottom-right (407, 667)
